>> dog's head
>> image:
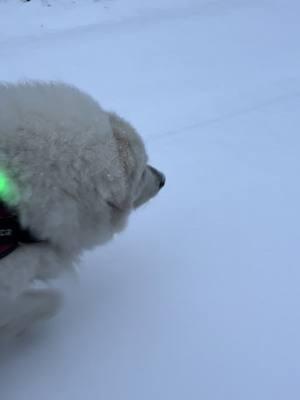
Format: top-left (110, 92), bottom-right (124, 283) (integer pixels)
top-left (106, 112), bottom-right (165, 211)
top-left (5, 107), bottom-right (164, 255)
top-left (89, 112), bottom-right (165, 241)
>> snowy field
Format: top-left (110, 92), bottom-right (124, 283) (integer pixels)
top-left (1, 0), bottom-right (300, 399)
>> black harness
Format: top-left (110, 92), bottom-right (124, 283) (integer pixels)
top-left (0, 202), bottom-right (43, 260)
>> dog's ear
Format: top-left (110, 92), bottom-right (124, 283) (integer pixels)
top-left (108, 112), bottom-right (136, 176)
top-left (106, 113), bottom-right (136, 210)
top-left (106, 112), bottom-right (148, 211)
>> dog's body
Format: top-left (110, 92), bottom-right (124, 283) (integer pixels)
top-left (0, 82), bottom-right (165, 336)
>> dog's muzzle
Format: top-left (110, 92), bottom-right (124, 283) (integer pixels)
top-left (148, 166), bottom-right (166, 189)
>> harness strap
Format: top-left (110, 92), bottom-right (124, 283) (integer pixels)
top-left (0, 205), bottom-right (19, 259)
top-left (0, 202), bottom-right (44, 260)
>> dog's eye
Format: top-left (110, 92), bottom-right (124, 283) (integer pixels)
top-left (107, 201), bottom-right (121, 211)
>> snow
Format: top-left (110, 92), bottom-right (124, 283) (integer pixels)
top-left (1, 0), bottom-right (300, 399)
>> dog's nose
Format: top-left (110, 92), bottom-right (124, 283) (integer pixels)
top-left (159, 174), bottom-right (166, 189)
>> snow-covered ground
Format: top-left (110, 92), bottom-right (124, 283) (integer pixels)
top-left (1, 1), bottom-right (300, 399)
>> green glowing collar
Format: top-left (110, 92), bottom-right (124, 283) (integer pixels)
top-left (0, 170), bottom-right (20, 206)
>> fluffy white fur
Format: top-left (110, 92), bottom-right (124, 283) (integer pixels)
top-left (0, 81), bottom-right (164, 336)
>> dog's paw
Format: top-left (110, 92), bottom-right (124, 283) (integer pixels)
top-left (0, 288), bottom-right (63, 337)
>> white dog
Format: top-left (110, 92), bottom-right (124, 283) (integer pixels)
top-left (0, 81), bottom-right (165, 336)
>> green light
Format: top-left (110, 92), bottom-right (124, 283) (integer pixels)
top-left (0, 170), bottom-right (19, 205)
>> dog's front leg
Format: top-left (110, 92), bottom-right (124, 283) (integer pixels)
top-left (0, 288), bottom-right (62, 337)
